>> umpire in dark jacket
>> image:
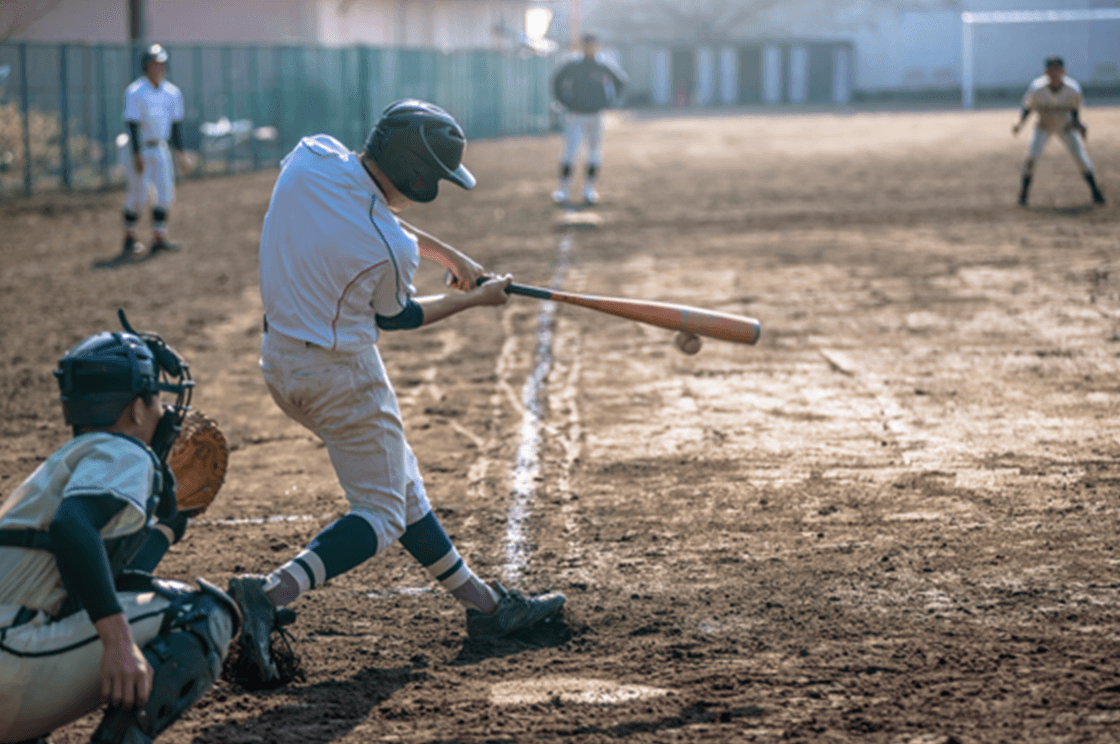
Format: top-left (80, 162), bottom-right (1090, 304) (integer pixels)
top-left (551, 33), bottom-right (628, 205)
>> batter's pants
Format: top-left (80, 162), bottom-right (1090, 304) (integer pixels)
top-left (1025, 127), bottom-right (1094, 174)
top-left (561, 112), bottom-right (605, 168)
top-left (260, 330), bottom-right (433, 558)
top-left (0, 592), bottom-right (169, 742)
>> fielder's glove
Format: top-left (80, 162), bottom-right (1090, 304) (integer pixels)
top-left (167, 410), bottom-right (229, 516)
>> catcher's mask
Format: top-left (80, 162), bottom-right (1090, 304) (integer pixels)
top-left (363, 99), bottom-right (476, 203)
top-left (54, 309), bottom-right (193, 461)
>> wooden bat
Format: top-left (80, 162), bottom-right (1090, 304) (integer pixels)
top-left (499, 281), bottom-right (761, 345)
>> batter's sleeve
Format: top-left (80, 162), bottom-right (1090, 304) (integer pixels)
top-left (63, 438), bottom-right (155, 540)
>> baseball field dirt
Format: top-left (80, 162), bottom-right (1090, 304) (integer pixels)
top-left (2, 106), bottom-right (1119, 743)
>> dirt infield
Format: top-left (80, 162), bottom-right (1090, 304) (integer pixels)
top-left (3, 106), bottom-right (1120, 743)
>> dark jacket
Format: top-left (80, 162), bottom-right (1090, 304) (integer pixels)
top-left (552, 54), bottom-right (628, 114)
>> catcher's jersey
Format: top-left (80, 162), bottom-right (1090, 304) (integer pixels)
top-left (0, 433), bottom-right (158, 615)
top-left (123, 76), bottom-right (184, 144)
top-left (259, 134), bottom-right (419, 352)
top-left (1023, 75), bottom-right (1083, 134)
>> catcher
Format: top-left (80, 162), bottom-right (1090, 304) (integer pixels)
top-left (0, 312), bottom-right (240, 744)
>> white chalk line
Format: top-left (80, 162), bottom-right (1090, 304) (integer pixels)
top-left (501, 235), bottom-right (573, 585)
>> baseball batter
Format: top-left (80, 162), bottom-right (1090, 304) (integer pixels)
top-left (0, 326), bottom-right (241, 744)
top-left (551, 32), bottom-right (628, 205)
top-left (228, 99), bottom-right (565, 684)
top-left (120, 43), bottom-right (191, 259)
top-left (1013, 56), bottom-right (1106, 206)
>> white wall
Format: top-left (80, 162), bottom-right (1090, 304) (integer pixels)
top-left (763, 0), bottom-right (1119, 93)
top-left (9, 0), bottom-right (531, 50)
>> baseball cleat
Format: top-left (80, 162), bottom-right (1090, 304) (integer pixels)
top-left (465, 581), bottom-right (566, 640)
top-left (227, 575), bottom-right (281, 684)
top-left (582, 187), bottom-right (599, 206)
top-left (552, 187), bottom-right (570, 204)
top-left (149, 238), bottom-right (182, 254)
top-left (121, 236), bottom-right (144, 258)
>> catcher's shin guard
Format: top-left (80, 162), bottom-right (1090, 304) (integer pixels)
top-left (90, 578), bottom-right (240, 743)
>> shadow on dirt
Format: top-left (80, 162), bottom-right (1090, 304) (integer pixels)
top-left (451, 614), bottom-right (574, 666)
top-left (1026, 204), bottom-right (1098, 217)
top-left (192, 664), bottom-right (425, 744)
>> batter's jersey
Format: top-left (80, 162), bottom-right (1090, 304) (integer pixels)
top-left (1023, 75), bottom-right (1083, 134)
top-left (259, 134), bottom-right (420, 352)
top-left (0, 433), bottom-right (159, 616)
top-left (123, 77), bottom-right (184, 143)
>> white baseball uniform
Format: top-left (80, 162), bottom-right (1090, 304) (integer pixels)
top-left (1022, 74), bottom-right (1094, 173)
top-left (0, 433), bottom-right (172, 742)
top-left (122, 76), bottom-right (184, 213)
top-left (258, 134), bottom-right (432, 561)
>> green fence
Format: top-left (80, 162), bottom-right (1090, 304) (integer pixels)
top-left (0, 42), bottom-right (555, 197)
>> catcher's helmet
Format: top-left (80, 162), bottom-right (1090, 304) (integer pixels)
top-left (363, 99), bottom-right (475, 203)
top-left (56, 312), bottom-right (193, 458)
top-left (141, 43), bottom-right (168, 71)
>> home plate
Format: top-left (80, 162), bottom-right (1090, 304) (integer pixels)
top-left (556, 209), bottom-right (604, 228)
top-left (490, 676), bottom-right (671, 706)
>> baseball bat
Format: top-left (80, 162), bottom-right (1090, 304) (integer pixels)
top-left (496, 280), bottom-right (761, 345)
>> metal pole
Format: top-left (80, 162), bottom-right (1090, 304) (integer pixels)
top-left (248, 46), bottom-right (260, 170)
top-left (358, 45), bottom-right (370, 143)
top-left (194, 45), bottom-right (206, 173)
top-left (59, 45), bottom-right (71, 190)
top-left (18, 43), bottom-right (32, 196)
top-left (569, 0), bottom-right (580, 50)
top-left (961, 17), bottom-right (974, 109)
top-left (96, 44), bottom-right (110, 188)
top-left (222, 46), bottom-right (232, 172)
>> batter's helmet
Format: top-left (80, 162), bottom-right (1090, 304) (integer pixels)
top-left (363, 99), bottom-right (475, 203)
top-left (141, 43), bottom-right (168, 71)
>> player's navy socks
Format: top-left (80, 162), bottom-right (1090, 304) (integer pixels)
top-left (1019, 174), bottom-right (1031, 204)
top-left (265, 514), bottom-right (378, 606)
top-left (399, 511), bottom-right (495, 610)
top-left (1085, 172), bottom-right (1105, 202)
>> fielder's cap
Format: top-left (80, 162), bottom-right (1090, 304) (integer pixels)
top-left (141, 43), bottom-right (168, 68)
top-left (1044, 55), bottom-right (1064, 69)
top-left (581, 32), bottom-right (599, 44)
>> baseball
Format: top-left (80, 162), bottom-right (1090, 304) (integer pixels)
top-left (674, 331), bottom-right (702, 355)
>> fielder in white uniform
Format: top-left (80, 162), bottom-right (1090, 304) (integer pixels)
top-left (120, 43), bottom-right (192, 258)
top-left (1013, 55), bottom-right (1106, 206)
top-left (0, 326), bottom-right (240, 744)
top-left (227, 100), bottom-right (566, 686)
top-left (551, 32), bottom-right (628, 205)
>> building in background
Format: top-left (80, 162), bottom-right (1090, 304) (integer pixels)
top-left (577, 0), bottom-right (1119, 106)
top-left (5, 0), bottom-right (540, 51)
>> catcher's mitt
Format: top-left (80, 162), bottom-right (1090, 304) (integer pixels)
top-left (167, 410), bottom-right (229, 516)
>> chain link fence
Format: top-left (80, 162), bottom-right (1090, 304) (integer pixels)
top-left (0, 42), bottom-right (554, 197)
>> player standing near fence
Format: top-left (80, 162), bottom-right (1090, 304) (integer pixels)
top-left (227, 99), bottom-right (565, 685)
top-left (551, 32), bottom-right (628, 206)
top-left (1013, 55), bottom-right (1106, 207)
top-left (120, 43), bottom-right (192, 259)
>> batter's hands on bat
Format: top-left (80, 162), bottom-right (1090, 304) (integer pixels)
top-left (95, 613), bottom-right (153, 709)
top-left (444, 252), bottom-right (485, 291)
top-left (470, 274), bottom-right (513, 306)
